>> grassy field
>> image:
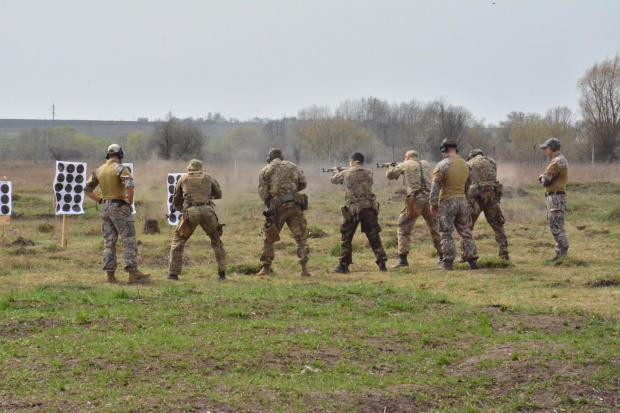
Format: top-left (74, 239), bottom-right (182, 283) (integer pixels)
top-left (0, 161), bottom-right (619, 412)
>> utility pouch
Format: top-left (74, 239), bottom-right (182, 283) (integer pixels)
top-left (295, 193), bottom-right (309, 211)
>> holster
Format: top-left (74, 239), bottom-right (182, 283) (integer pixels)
top-left (295, 193), bottom-right (309, 211)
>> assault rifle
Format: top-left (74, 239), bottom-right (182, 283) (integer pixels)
top-left (321, 166), bottom-right (347, 173)
top-left (376, 162), bottom-right (398, 168)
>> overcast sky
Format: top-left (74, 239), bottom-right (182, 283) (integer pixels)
top-left (0, 0), bottom-right (618, 123)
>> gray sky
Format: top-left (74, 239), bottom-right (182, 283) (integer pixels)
top-left (1, 0), bottom-right (618, 123)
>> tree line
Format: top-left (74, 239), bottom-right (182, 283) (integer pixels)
top-left (1, 55), bottom-right (618, 163)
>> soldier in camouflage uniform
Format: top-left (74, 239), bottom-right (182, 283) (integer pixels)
top-left (258, 148), bottom-right (311, 277)
top-left (430, 140), bottom-right (478, 270)
top-left (538, 138), bottom-right (569, 260)
top-left (386, 150), bottom-right (442, 268)
top-left (331, 152), bottom-right (388, 273)
top-left (168, 159), bottom-right (226, 281)
top-left (85, 144), bottom-right (150, 284)
top-left (466, 149), bottom-right (509, 261)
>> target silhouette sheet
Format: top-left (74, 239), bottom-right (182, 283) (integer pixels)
top-left (123, 163), bottom-right (137, 214)
top-left (167, 173), bottom-right (185, 225)
top-left (53, 161), bottom-right (87, 215)
top-left (0, 181), bottom-right (12, 216)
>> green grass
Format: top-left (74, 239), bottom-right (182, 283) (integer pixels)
top-left (0, 168), bottom-right (619, 411)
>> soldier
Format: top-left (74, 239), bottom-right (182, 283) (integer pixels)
top-left (466, 149), bottom-right (509, 261)
top-left (538, 138), bottom-right (569, 261)
top-left (85, 144), bottom-right (150, 284)
top-left (331, 152), bottom-right (388, 273)
top-left (168, 159), bottom-right (226, 281)
top-left (386, 150), bottom-right (442, 268)
top-left (430, 140), bottom-right (478, 270)
top-left (258, 148), bottom-right (311, 277)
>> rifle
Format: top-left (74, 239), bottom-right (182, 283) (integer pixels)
top-left (321, 166), bottom-right (347, 173)
top-left (376, 162), bottom-right (398, 168)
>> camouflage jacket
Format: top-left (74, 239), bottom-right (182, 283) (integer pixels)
top-left (258, 159), bottom-right (307, 205)
top-left (331, 161), bottom-right (378, 213)
top-left (430, 155), bottom-right (470, 206)
top-left (467, 155), bottom-right (498, 186)
top-left (540, 153), bottom-right (568, 194)
top-left (386, 158), bottom-right (431, 195)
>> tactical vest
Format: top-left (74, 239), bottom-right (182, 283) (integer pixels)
top-left (469, 156), bottom-right (497, 186)
top-left (441, 156), bottom-right (469, 199)
top-left (97, 160), bottom-right (126, 200)
top-left (545, 156), bottom-right (568, 193)
top-left (182, 172), bottom-right (213, 207)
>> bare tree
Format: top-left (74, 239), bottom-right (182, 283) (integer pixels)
top-left (150, 118), bottom-right (205, 160)
top-left (578, 55), bottom-right (620, 162)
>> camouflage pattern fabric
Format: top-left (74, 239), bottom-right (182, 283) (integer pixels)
top-left (467, 155), bottom-right (509, 259)
top-left (541, 154), bottom-right (568, 194)
top-left (330, 161), bottom-right (378, 215)
top-left (339, 207), bottom-right (387, 265)
top-left (386, 158), bottom-right (431, 195)
top-left (397, 193), bottom-right (441, 256)
top-left (546, 193), bottom-right (569, 257)
top-left (169, 205), bottom-right (226, 274)
top-left (429, 155), bottom-right (471, 204)
top-left (101, 203), bottom-right (138, 272)
top-left (258, 159), bottom-right (307, 203)
top-left (437, 198), bottom-right (478, 262)
top-left (260, 203), bottom-right (309, 267)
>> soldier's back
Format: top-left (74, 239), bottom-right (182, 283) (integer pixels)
top-left (468, 156), bottom-right (497, 185)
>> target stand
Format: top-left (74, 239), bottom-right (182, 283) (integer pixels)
top-left (0, 180), bottom-right (12, 227)
top-left (53, 161), bottom-right (87, 247)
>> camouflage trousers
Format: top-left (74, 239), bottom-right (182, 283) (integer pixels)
top-left (546, 193), bottom-right (569, 257)
top-left (169, 205), bottom-right (226, 275)
top-left (101, 203), bottom-right (138, 272)
top-left (437, 197), bottom-right (478, 262)
top-left (397, 193), bottom-right (442, 256)
top-left (469, 194), bottom-right (509, 259)
top-left (340, 207), bottom-right (387, 265)
top-left (260, 203), bottom-right (309, 266)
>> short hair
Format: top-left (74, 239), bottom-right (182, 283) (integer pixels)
top-left (350, 152), bottom-right (365, 163)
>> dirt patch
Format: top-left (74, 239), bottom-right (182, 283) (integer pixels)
top-left (143, 219), bottom-right (161, 234)
top-left (228, 263), bottom-right (261, 275)
top-left (0, 318), bottom-right (62, 339)
top-left (485, 307), bottom-right (587, 335)
top-left (305, 388), bottom-right (432, 413)
top-left (586, 277), bottom-right (620, 288)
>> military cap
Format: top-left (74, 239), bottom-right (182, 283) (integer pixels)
top-left (467, 148), bottom-right (485, 160)
top-left (187, 159), bottom-right (203, 171)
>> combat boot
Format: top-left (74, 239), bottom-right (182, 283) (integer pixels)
top-left (258, 265), bottom-right (272, 276)
top-left (167, 273), bottom-right (179, 281)
top-left (334, 263), bottom-right (349, 274)
top-left (438, 260), bottom-right (454, 271)
top-left (437, 253), bottom-right (444, 265)
top-left (390, 254), bottom-right (409, 269)
top-left (468, 259), bottom-right (478, 270)
top-left (218, 271), bottom-right (226, 281)
top-left (106, 271), bottom-right (118, 284)
top-left (500, 253), bottom-right (510, 262)
top-left (128, 269), bottom-right (151, 284)
top-left (377, 261), bottom-right (388, 272)
top-left (300, 262), bottom-right (311, 277)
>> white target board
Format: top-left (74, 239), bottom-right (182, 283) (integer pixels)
top-left (123, 163), bottom-right (137, 215)
top-left (53, 161), bottom-right (87, 215)
top-left (167, 173), bottom-right (185, 225)
top-left (0, 181), bottom-right (12, 216)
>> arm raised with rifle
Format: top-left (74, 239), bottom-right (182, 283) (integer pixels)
top-left (322, 166), bottom-right (347, 173)
top-left (376, 162), bottom-right (398, 169)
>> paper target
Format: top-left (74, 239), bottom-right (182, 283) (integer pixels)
top-left (0, 181), bottom-right (12, 216)
top-left (53, 161), bottom-right (87, 215)
top-left (167, 173), bottom-right (185, 225)
top-left (123, 163), bottom-right (137, 215)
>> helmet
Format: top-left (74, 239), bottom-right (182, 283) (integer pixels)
top-left (467, 148), bottom-right (485, 161)
top-left (266, 147), bottom-right (283, 163)
top-left (439, 139), bottom-right (457, 153)
top-left (106, 144), bottom-right (124, 159)
top-left (187, 159), bottom-right (203, 171)
top-left (350, 152), bottom-right (365, 163)
top-left (539, 138), bottom-right (561, 151)
top-left (405, 150), bottom-right (418, 159)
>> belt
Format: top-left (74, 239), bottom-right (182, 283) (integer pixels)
top-left (102, 199), bottom-right (127, 205)
top-left (546, 191), bottom-right (566, 196)
top-left (188, 202), bottom-right (208, 207)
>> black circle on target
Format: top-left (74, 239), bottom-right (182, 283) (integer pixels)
top-left (1, 205), bottom-right (8, 214)
top-left (55, 183), bottom-right (63, 192)
top-left (67, 164), bottom-right (75, 173)
top-left (64, 194), bottom-right (72, 203)
top-left (168, 185), bottom-right (175, 194)
top-left (62, 204), bottom-right (71, 212)
top-left (169, 214), bottom-right (177, 223)
top-left (65, 184), bottom-right (73, 192)
top-left (168, 195), bottom-right (173, 204)
top-left (0, 184), bottom-right (8, 194)
top-left (73, 194), bottom-right (82, 203)
top-left (56, 193), bottom-right (61, 202)
top-left (74, 185), bottom-right (83, 193)
top-left (75, 175), bottom-right (84, 183)
top-left (56, 204), bottom-right (61, 212)
top-left (66, 174), bottom-right (74, 183)
top-left (57, 173), bottom-right (65, 183)
top-left (1, 195), bottom-right (8, 204)
top-left (76, 164), bottom-right (84, 174)
top-left (58, 163), bottom-right (65, 172)
top-left (167, 175), bottom-right (174, 184)
top-left (71, 205), bottom-right (80, 212)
